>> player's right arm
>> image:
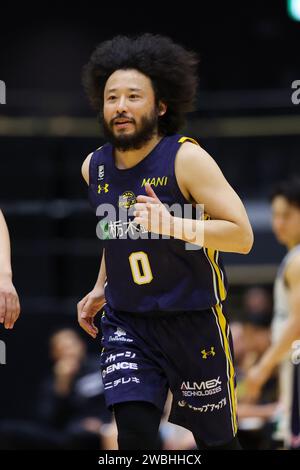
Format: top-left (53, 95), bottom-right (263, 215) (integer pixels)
top-left (0, 210), bottom-right (21, 329)
top-left (77, 152), bottom-right (107, 338)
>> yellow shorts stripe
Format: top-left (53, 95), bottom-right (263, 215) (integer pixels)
top-left (213, 303), bottom-right (238, 435)
top-left (207, 248), bottom-right (227, 301)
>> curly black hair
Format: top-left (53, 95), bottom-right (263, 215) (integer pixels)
top-left (82, 34), bottom-right (199, 135)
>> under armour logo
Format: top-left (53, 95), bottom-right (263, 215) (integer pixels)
top-left (201, 346), bottom-right (216, 359)
top-left (98, 183), bottom-right (109, 194)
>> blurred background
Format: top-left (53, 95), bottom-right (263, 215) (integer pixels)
top-left (0, 0), bottom-right (299, 449)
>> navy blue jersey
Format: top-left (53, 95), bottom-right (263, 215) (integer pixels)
top-left (88, 134), bottom-right (228, 313)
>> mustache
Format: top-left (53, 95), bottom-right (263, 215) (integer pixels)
top-left (111, 114), bottom-right (135, 125)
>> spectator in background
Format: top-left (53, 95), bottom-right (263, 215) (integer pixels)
top-left (231, 288), bottom-right (278, 449)
top-left (37, 328), bottom-right (112, 448)
top-left (245, 179), bottom-right (300, 449)
top-left (241, 287), bottom-right (273, 375)
top-left (0, 209), bottom-right (20, 330)
top-left (0, 328), bottom-right (111, 449)
top-left (243, 287), bottom-right (272, 326)
top-left (231, 287), bottom-right (273, 385)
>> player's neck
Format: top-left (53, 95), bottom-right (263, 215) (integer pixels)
top-left (114, 133), bottom-right (162, 170)
top-left (287, 239), bottom-right (300, 250)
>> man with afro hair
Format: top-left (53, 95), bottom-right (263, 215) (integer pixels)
top-left (78, 34), bottom-right (253, 450)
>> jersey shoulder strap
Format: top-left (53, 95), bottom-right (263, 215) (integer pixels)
top-left (177, 136), bottom-right (200, 146)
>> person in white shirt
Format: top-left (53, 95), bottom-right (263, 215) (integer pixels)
top-left (245, 178), bottom-right (300, 448)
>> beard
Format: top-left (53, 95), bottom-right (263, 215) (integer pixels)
top-left (101, 108), bottom-right (159, 151)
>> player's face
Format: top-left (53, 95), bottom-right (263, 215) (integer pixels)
top-left (271, 196), bottom-right (300, 246)
top-left (50, 331), bottom-right (85, 361)
top-left (102, 69), bottom-right (161, 150)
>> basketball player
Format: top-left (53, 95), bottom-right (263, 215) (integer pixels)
top-left (0, 209), bottom-right (20, 329)
top-left (245, 179), bottom-right (300, 449)
top-left (78, 34), bottom-right (253, 450)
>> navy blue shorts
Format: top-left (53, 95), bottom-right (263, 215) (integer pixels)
top-left (100, 302), bottom-right (238, 445)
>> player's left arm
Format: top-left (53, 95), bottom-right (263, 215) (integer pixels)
top-left (245, 254), bottom-right (300, 401)
top-left (134, 143), bottom-right (253, 254)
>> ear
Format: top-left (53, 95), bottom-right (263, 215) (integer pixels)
top-left (158, 101), bottom-right (167, 116)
